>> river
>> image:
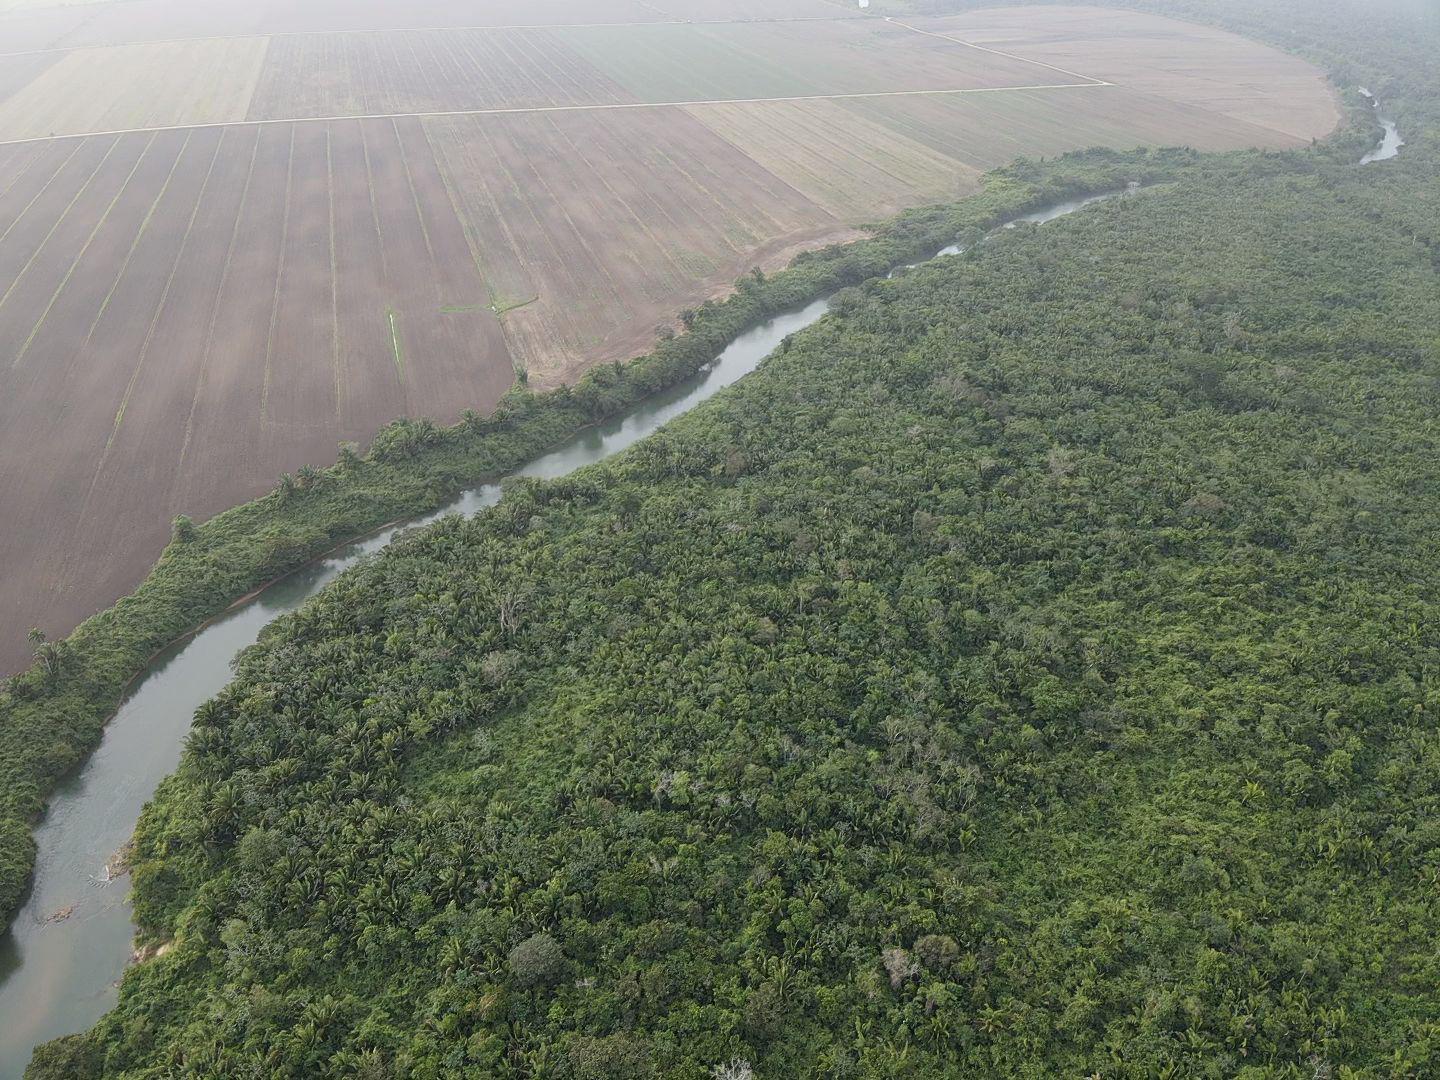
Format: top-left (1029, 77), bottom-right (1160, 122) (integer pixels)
top-left (1361, 119), bottom-right (1405, 163)
top-left (0, 175), bottom-right (1356, 1074)
top-left (1359, 90), bottom-right (1405, 163)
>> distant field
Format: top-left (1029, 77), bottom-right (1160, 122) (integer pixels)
top-left (6, 20), bottom-right (1076, 139)
top-left (0, 0), bottom-right (850, 53)
top-left (0, 39), bottom-right (266, 141)
top-left (840, 82), bottom-right (1317, 169)
top-left (0, 3), bottom-right (1339, 673)
top-left (914, 6), bottom-right (1342, 141)
top-left (0, 0), bottom-right (107, 11)
top-left (557, 19), bottom-right (1055, 102)
top-left (248, 29), bottom-right (635, 120)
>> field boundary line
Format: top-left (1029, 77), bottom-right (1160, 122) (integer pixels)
top-left (879, 15), bottom-right (1112, 88)
top-left (0, 83), bottom-right (1113, 148)
top-left (0, 16), bottom-right (872, 61)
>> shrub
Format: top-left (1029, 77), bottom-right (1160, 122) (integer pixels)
top-left (507, 932), bottom-right (565, 988)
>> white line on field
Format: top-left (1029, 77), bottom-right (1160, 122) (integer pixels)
top-left (879, 16), bottom-right (1111, 87)
top-left (0, 83), bottom-right (1113, 148)
top-left (388, 311), bottom-right (405, 379)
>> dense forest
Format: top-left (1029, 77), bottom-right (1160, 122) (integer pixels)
top-left (27, 0), bottom-right (1440, 1075)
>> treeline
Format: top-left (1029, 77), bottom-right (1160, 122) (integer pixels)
top-left (26, 0), bottom-right (1440, 1073)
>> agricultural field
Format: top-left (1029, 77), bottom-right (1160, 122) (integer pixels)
top-left (0, 51), bottom-right (58, 102)
top-left (0, 0), bottom-right (849, 54)
top-left (837, 82), bottom-right (1319, 171)
top-left (425, 107), bottom-right (857, 385)
top-left (684, 99), bottom-right (977, 220)
top-left (914, 6), bottom-right (1342, 141)
top-left (555, 19), bottom-right (1057, 102)
top-left (246, 29), bottom-right (638, 120)
top-left (0, 2), bottom-right (1339, 673)
top-left (0, 118), bottom-right (513, 673)
top-left (0, 39), bottom-right (266, 142)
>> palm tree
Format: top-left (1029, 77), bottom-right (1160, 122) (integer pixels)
top-left (27, 627), bottom-right (63, 680)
